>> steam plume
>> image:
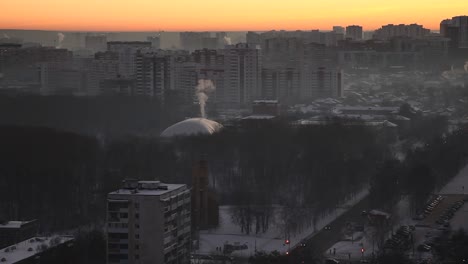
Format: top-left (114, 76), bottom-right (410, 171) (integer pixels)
top-left (3, 33), bottom-right (10, 39)
top-left (223, 36), bottom-right (232, 45)
top-left (195, 79), bottom-right (216, 118)
top-left (56, 33), bottom-right (65, 48)
top-left (465, 61), bottom-right (468, 73)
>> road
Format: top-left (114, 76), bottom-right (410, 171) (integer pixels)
top-left (228, 195), bottom-right (370, 264)
top-left (288, 195), bottom-right (370, 263)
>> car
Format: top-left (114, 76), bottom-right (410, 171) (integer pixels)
top-left (325, 258), bottom-right (340, 264)
top-left (361, 210), bottom-right (368, 216)
top-left (300, 240), bottom-right (307, 247)
top-left (417, 244), bottom-right (431, 252)
top-left (413, 214), bottom-right (424, 220)
top-left (324, 225), bottom-right (332, 231)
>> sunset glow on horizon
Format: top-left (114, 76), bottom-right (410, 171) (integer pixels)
top-left (1, 0), bottom-right (467, 31)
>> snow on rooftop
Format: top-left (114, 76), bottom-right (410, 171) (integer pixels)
top-left (253, 100), bottom-right (278, 104)
top-left (241, 115), bottom-right (276, 120)
top-left (334, 106), bottom-right (400, 112)
top-left (0, 236), bottom-right (73, 264)
top-left (109, 183), bottom-right (186, 196)
top-left (439, 162), bottom-right (468, 195)
top-left (0, 221), bottom-right (35, 229)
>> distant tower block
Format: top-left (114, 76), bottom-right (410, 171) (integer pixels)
top-left (191, 159), bottom-right (219, 231)
top-left (192, 159), bottom-right (209, 230)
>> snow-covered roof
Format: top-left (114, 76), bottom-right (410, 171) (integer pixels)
top-left (109, 183), bottom-right (187, 197)
top-left (368, 210), bottom-right (391, 218)
top-left (335, 106), bottom-right (400, 112)
top-left (241, 115), bottom-right (276, 120)
top-left (253, 100), bottom-right (278, 104)
top-left (0, 221), bottom-right (35, 229)
top-left (0, 236), bottom-right (74, 264)
top-left (160, 118), bottom-right (223, 137)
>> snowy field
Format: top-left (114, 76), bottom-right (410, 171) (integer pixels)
top-left (440, 163), bottom-right (468, 195)
top-left (450, 203), bottom-right (468, 231)
top-left (197, 189), bottom-right (369, 257)
top-left (324, 232), bottom-right (373, 261)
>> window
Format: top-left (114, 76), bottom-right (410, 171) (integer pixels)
top-left (135, 213), bottom-right (139, 219)
top-left (135, 234), bottom-right (139, 239)
top-left (120, 213), bottom-right (128, 218)
top-left (135, 245), bottom-right (139, 250)
top-left (135, 254), bottom-right (140, 260)
top-left (135, 224), bottom-right (140, 229)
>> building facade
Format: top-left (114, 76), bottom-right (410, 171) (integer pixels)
top-left (135, 51), bottom-right (171, 99)
top-left (107, 180), bottom-right (191, 264)
top-left (221, 43), bottom-right (262, 108)
top-left (441, 16), bottom-right (468, 49)
top-left (85, 35), bottom-right (107, 52)
top-left (346, 25), bottom-right (363, 40)
top-left (373, 24), bottom-right (430, 40)
top-left (107, 41), bottom-right (152, 77)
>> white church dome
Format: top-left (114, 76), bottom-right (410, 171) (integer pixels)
top-left (160, 118), bottom-right (223, 137)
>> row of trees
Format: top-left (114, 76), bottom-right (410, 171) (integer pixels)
top-left (1, 110), bottom-right (467, 236)
top-left (370, 126), bottom-right (468, 213)
top-left (0, 118), bottom-right (387, 234)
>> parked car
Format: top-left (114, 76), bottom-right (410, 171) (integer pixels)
top-left (417, 244), bottom-right (431, 252)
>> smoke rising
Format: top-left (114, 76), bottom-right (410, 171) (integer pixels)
top-left (223, 36), bottom-right (232, 45)
top-left (56, 33), bottom-right (65, 48)
top-left (195, 79), bottom-right (216, 118)
top-left (3, 33), bottom-right (10, 39)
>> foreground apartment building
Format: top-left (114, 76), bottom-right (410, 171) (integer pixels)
top-left (107, 180), bottom-right (191, 264)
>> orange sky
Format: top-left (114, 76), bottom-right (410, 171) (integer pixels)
top-left (1, 0), bottom-right (467, 31)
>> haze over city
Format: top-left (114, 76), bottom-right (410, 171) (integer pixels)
top-left (1, 2), bottom-right (468, 264)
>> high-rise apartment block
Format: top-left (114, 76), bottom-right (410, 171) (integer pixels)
top-left (346, 25), bottom-right (363, 40)
top-left (373, 24), bottom-right (430, 40)
top-left (106, 180), bottom-right (191, 264)
top-left (85, 35), bottom-right (107, 52)
top-left (441, 16), bottom-right (468, 48)
top-left (147, 36), bottom-right (161, 50)
top-left (221, 43), bottom-right (262, 108)
top-left (107, 41), bottom-right (152, 77)
top-left (135, 51), bottom-right (171, 99)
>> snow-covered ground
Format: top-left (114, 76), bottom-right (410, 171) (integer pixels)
top-left (450, 203), bottom-right (468, 231)
top-left (440, 163), bottom-right (468, 195)
top-left (197, 189), bottom-right (369, 257)
top-left (0, 236), bottom-right (73, 264)
top-left (324, 232), bottom-right (373, 261)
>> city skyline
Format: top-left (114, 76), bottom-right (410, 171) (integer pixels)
top-left (1, 0), bottom-right (467, 31)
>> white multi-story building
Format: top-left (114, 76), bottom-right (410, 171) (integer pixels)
top-left (106, 180), bottom-right (191, 264)
top-left (221, 43), bottom-right (262, 108)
